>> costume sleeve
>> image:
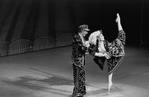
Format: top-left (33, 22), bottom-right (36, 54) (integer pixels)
top-left (88, 44), bottom-right (97, 56)
top-left (72, 35), bottom-right (87, 54)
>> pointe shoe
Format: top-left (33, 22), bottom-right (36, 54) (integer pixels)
top-left (108, 82), bottom-right (113, 93)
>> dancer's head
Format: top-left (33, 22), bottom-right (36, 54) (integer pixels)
top-left (78, 24), bottom-right (90, 37)
top-left (97, 30), bottom-right (105, 41)
top-left (89, 30), bottom-right (105, 45)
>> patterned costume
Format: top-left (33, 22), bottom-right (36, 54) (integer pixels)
top-left (89, 30), bottom-right (126, 74)
top-left (71, 34), bottom-right (87, 97)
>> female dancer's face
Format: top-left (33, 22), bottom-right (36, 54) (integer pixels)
top-left (97, 33), bottom-right (105, 41)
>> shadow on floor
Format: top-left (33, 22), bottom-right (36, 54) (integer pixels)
top-left (0, 68), bottom-right (74, 96)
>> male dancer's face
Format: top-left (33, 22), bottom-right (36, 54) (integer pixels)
top-left (81, 30), bottom-right (88, 37)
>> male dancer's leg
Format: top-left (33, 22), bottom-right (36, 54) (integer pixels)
top-left (72, 64), bottom-right (86, 97)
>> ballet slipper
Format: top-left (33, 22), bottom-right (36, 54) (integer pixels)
top-left (108, 82), bottom-right (113, 93)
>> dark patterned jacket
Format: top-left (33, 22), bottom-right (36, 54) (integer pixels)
top-left (71, 34), bottom-right (87, 68)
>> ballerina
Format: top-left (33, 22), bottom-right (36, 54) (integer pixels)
top-left (88, 13), bottom-right (126, 93)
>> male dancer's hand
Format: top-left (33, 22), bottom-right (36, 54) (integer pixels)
top-left (85, 41), bottom-right (90, 48)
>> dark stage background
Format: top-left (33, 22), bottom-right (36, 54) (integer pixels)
top-left (0, 0), bottom-right (148, 56)
top-left (74, 0), bottom-right (149, 45)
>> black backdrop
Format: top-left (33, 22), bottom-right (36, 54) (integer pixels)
top-left (74, 0), bottom-right (148, 45)
top-left (0, 0), bottom-right (148, 56)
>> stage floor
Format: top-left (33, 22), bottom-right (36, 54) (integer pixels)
top-left (0, 45), bottom-right (149, 97)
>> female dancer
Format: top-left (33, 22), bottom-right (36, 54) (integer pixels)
top-left (88, 13), bottom-right (126, 93)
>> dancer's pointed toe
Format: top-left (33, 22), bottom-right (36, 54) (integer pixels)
top-left (108, 82), bottom-right (113, 93)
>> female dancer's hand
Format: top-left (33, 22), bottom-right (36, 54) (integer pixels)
top-left (95, 52), bottom-right (110, 59)
top-left (104, 53), bottom-right (111, 59)
top-left (104, 52), bottom-right (111, 59)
